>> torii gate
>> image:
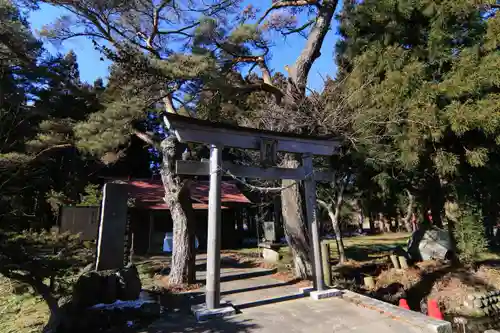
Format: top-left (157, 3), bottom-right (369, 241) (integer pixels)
top-left (164, 114), bottom-right (340, 319)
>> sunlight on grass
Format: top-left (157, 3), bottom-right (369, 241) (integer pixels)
top-left (0, 278), bottom-right (48, 333)
top-left (230, 233), bottom-right (413, 265)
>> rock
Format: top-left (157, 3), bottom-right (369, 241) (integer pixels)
top-left (262, 247), bottom-right (280, 263)
top-left (104, 273), bottom-right (119, 304)
top-left (78, 263), bottom-right (94, 276)
top-left (473, 299), bottom-right (483, 308)
top-left (72, 271), bottom-right (105, 309)
top-left (467, 294), bottom-right (477, 301)
top-left (453, 317), bottom-right (467, 325)
top-left (116, 264), bottom-right (142, 300)
top-left (11, 281), bottom-right (29, 295)
top-left (69, 302), bottom-right (160, 332)
top-left (72, 267), bottom-right (139, 309)
top-left (138, 301), bottom-right (161, 317)
top-left (474, 292), bottom-right (484, 299)
top-left (407, 226), bottom-right (453, 261)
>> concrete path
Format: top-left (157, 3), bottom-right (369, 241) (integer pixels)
top-left (151, 254), bottom-right (435, 333)
top-left (151, 297), bottom-right (427, 333)
top-left (165, 254), bottom-right (305, 310)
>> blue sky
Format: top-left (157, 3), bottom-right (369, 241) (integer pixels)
top-left (28, 2), bottom-right (340, 91)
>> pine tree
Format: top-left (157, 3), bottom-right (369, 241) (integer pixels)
top-left (38, 0), bottom-right (342, 280)
top-left (335, 0), bottom-right (500, 245)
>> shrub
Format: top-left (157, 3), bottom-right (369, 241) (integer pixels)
top-left (454, 213), bottom-right (488, 264)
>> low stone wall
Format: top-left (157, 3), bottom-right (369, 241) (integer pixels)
top-left (59, 264), bottom-right (161, 332)
top-left (464, 291), bottom-right (500, 317)
top-left (341, 290), bottom-right (452, 333)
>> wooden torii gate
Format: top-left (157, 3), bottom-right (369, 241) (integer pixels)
top-left (164, 114), bottom-right (340, 318)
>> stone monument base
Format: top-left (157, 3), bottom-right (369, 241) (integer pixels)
top-left (310, 288), bottom-right (343, 300)
top-left (259, 242), bottom-right (283, 263)
top-left (191, 302), bottom-right (236, 321)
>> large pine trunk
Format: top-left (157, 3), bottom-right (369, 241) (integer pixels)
top-left (160, 137), bottom-right (196, 285)
top-left (281, 154), bottom-right (312, 278)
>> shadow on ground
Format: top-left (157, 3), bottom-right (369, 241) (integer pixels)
top-left (341, 242), bottom-right (407, 262)
top-left (133, 314), bottom-right (260, 333)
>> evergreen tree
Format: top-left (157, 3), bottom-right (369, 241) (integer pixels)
top-left (335, 0), bottom-right (500, 244)
top-left (38, 0), bottom-right (342, 280)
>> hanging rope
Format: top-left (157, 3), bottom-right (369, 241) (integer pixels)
top-left (215, 165), bottom-right (315, 193)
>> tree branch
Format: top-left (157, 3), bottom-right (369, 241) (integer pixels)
top-left (33, 144), bottom-right (74, 160)
top-left (233, 82), bottom-right (284, 104)
top-left (163, 94), bottom-right (178, 114)
top-left (288, 0), bottom-right (338, 95)
top-left (157, 22), bottom-right (200, 36)
top-left (258, 0), bottom-right (320, 24)
top-left (233, 56), bottom-right (274, 85)
top-left (282, 19), bottom-right (315, 36)
top-left (147, 1), bottom-right (170, 50)
top-left (317, 198), bottom-right (332, 210)
top-left (132, 130), bottom-right (160, 149)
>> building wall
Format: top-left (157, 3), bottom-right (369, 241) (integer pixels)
top-left (129, 206), bottom-right (254, 254)
top-left (59, 206), bottom-right (100, 240)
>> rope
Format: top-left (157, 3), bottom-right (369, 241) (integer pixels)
top-left (216, 165), bottom-right (315, 193)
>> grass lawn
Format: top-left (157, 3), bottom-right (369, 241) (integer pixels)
top-left (2, 233), bottom-right (500, 333)
top-left (231, 232), bottom-right (500, 270)
top-left (0, 278), bottom-right (48, 333)
top-left (232, 232), bottom-right (413, 268)
top-left (327, 232), bottom-right (411, 262)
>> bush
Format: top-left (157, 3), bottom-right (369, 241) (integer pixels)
top-left (454, 213), bottom-right (488, 264)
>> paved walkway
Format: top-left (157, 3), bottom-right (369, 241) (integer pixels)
top-left (152, 297), bottom-right (426, 333)
top-left (146, 254), bottom-right (434, 332)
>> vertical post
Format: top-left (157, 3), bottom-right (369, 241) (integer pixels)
top-left (321, 242), bottom-right (331, 287)
top-left (147, 213), bottom-right (154, 253)
top-left (302, 154), bottom-right (324, 291)
top-left (206, 144), bottom-right (222, 309)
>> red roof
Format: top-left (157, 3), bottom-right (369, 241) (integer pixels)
top-left (123, 179), bottom-right (251, 210)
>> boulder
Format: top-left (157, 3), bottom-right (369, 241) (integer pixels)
top-left (72, 264), bottom-right (142, 309)
top-left (407, 226), bottom-right (453, 261)
top-left (116, 264), bottom-right (142, 301)
top-left (262, 248), bottom-right (280, 263)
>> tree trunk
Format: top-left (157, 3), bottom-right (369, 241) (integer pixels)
top-left (328, 210), bottom-right (346, 264)
top-left (281, 154), bottom-right (312, 278)
top-left (368, 212), bottom-right (376, 234)
top-left (30, 279), bottom-right (63, 333)
top-left (429, 174), bottom-right (444, 228)
top-left (357, 211), bottom-right (364, 233)
top-left (161, 137), bottom-right (196, 285)
top-left (403, 189), bottom-right (414, 233)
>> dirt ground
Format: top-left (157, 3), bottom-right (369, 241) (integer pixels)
top-left (224, 233), bottom-right (500, 319)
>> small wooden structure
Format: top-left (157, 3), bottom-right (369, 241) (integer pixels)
top-left (164, 114), bottom-right (339, 311)
top-left (59, 206), bottom-right (100, 241)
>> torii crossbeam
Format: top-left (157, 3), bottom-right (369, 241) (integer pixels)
top-left (164, 114), bottom-right (340, 320)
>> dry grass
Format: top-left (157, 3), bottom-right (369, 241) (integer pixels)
top-left (370, 260), bottom-right (500, 316)
top-left (428, 274), bottom-right (474, 315)
top-left (375, 268), bottom-right (422, 290)
top-left (475, 265), bottom-right (500, 288)
top-left (0, 278), bottom-right (48, 333)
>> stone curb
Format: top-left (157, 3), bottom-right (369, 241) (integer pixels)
top-left (191, 302), bottom-right (236, 321)
top-left (341, 290), bottom-right (452, 333)
top-left (310, 288), bottom-right (343, 300)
